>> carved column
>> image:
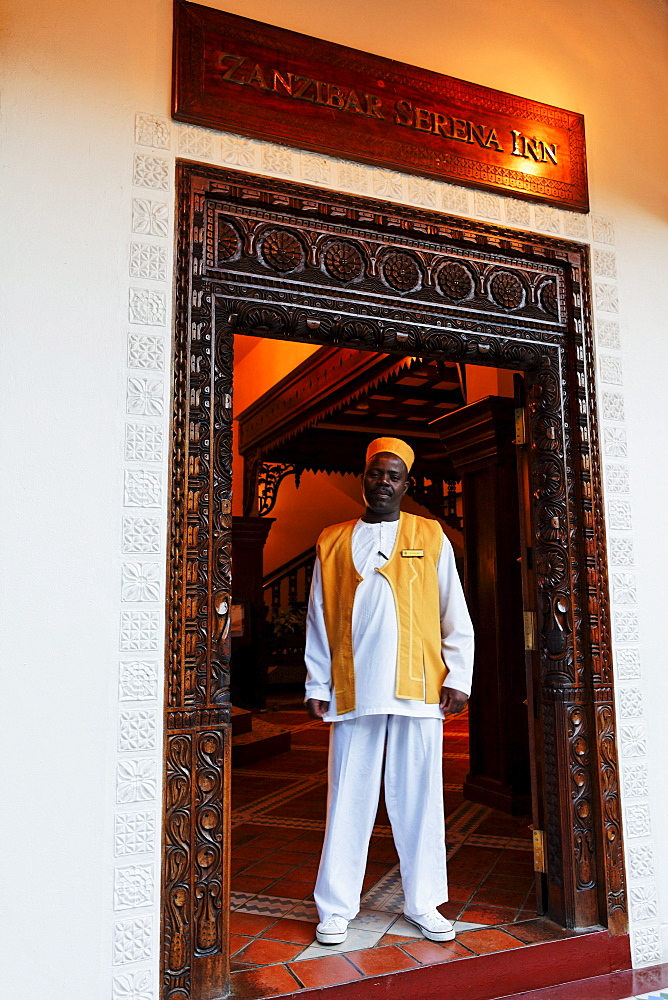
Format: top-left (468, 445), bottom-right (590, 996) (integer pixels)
top-left (435, 396), bottom-right (530, 814)
top-left (231, 516), bottom-right (275, 709)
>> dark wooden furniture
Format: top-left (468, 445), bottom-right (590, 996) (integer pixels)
top-left (230, 516), bottom-right (274, 709)
top-left (436, 397), bottom-right (530, 814)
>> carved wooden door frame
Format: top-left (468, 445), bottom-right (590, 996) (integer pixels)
top-left (162, 162), bottom-right (627, 1000)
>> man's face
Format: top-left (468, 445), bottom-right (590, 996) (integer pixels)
top-left (362, 452), bottom-right (409, 517)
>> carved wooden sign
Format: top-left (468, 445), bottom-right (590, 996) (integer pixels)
top-left (173, 1), bottom-right (589, 211)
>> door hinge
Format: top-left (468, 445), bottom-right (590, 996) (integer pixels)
top-left (523, 611), bottom-right (537, 651)
top-left (514, 407), bottom-right (527, 446)
top-left (532, 829), bottom-right (547, 873)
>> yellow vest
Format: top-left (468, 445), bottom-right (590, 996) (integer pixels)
top-left (316, 512), bottom-right (446, 715)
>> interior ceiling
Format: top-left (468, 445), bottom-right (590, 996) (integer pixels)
top-left (237, 346), bottom-right (467, 480)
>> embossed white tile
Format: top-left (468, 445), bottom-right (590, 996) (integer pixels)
top-left (596, 319), bottom-right (621, 351)
top-left (119, 610), bottom-right (160, 650)
top-left (632, 924), bottom-right (661, 966)
top-left (623, 762), bottom-right (649, 798)
top-left (441, 184), bottom-right (470, 214)
top-left (119, 660), bottom-right (159, 702)
top-left (122, 516), bottom-right (162, 554)
top-left (599, 355), bottom-right (624, 385)
top-left (178, 124), bottom-right (214, 159)
top-left (119, 710), bottom-right (157, 751)
top-left (261, 144), bottom-right (294, 176)
top-left (504, 199), bottom-right (532, 228)
top-left (135, 114), bottom-right (171, 149)
top-left (114, 864), bottom-right (155, 910)
top-left (627, 804), bottom-right (651, 838)
top-left (116, 759), bottom-right (158, 804)
top-left (407, 177), bottom-right (438, 207)
top-left (606, 463), bottom-right (631, 494)
top-left (113, 915), bottom-right (153, 964)
top-left (610, 536), bottom-right (634, 567)
top-left (630, 884), bottom-right (658, 922)
top-left (122, 562), bottom-right (161, 602)
top-left (608, 499), bottom-right (632, 530)
top-left (593, 249), bottom-right (617, 279)
top-left (129, 290), bottom-right (167, 327)
top-left (124, 471), bottom-right (162, 508)
top-left (125, 424), bottom-right (164, 463)
top-left (130, 242), bottom-right (168, 281)
top-left (300, 153), bottom-right (331, 184)
top-left (595, 282), bottom-right (619, 313)
top-left (612, 572), bottom-right (637, 604)
top-left (619, 686), bottom-right (643, 719)
top-left (372, 169), bottom-right (403, 200)
top-left (474, 191), bottom-right (502, 220)
top-left (628, 843), bottom-right (655, 880)
top-left (220, 133), bottom-right (256, 167)
top-left (592, 215), bottom-right (616, 245)
top-left (112, 969), bottom-right (154, 1000)
top-left (126, 378), bottom-right (164, 416)
top-left (561, 211), bottom-right (589, 239)
top-left (131, 199), bottom-right (169, 238)
top-left (127, 334), bottom-right (166, 371)
top-left (336, 160), bottom-right (369, 192)
top-left (534, 205), bottom-right (561, 233)
top-left (601, 391), bottom-right (625, 422)
top-left (115, 812), bottom-right (157, 857)
top-left (133, 154), bottom-right (170, 191)
top-left (616, 648), bottom-right (641, 678)
top-left (620, 724), bottom-right (647, 757)
top-left (603, 426), bottom-right (627, 458)
top-left (614, 608), bottom-right (640, 643)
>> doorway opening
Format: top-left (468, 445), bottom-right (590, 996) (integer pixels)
top-left (224, 337), bottom-right (564, 991)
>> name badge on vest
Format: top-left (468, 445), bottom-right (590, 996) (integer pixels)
top-left (401, 549), bottom-right (424, 557)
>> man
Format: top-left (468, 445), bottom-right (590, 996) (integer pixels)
top-left (305, 436), bottom-right (474, 946)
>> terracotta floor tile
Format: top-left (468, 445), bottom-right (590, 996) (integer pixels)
top-left (456, 927), bottom-right (525, 955)
top-left (346, 944), bottom-right (420, 975)
top-left (471, 886), bottom-right (528, 908)
top-left (228, 963), bottom-right (303, 998)
top-left (233, 844), bottom-right (272, 861)
top-left (230, 874), bottom-right (275, 894)
top-left (382, 933), bottom-right (415, 945)
top-left (286, 866), bottom-right (317, 885)
top-left (243, 860), bottom-right (297, 879)
top-left (505, 917), bottom-right (574, 943)
top-left (230, 961), bottom-right (258, 972)
top-left (481, 872), bottom-right (534, 892)
top-left (260, 918), bottom-right (317, 945)
top-left (267, 879), bottom-right (313, 899)
top-left (447, 884), bottom-right (476, 903)
top-left (247, 836), bottom-right (295, 851)
top-left (230, 911), bottom-right (276, 936)
top-left (437, 900), bottom-right (465, 920)
top-left (460, 903), bottom-right (518, 926)
top-left (289, 954), bottom-right (363, 988)
top-left (400, 938), bottom-right (473, 964)
top-left (284, 839), bottom-right (322, 854)
top-left (236, 937), bottom-right (305, 965)
top-left (270, 850), bottom-right (315, 866)
top-left (230, 933), bottom-right (254, 956)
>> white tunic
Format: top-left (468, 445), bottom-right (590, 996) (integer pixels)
top-left (304, 518), bottom-right (474, 722)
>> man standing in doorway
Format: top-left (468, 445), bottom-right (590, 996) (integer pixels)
top-left (305, 437), bottom-right (474, 945)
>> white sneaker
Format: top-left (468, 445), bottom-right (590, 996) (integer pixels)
top-left (404, 909), bottom-right (456, 942)
top-left (316, 915), bottom-right (349, 945)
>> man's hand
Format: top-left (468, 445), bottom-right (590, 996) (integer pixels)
top-left (306, 698), bottom-right (330, 720)
top-left (439, 686), bottom-right (468, 714)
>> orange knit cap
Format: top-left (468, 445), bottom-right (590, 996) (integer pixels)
top-left (365, 436), bottom-right (415, 473)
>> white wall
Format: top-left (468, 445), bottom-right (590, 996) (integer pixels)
top-left (1, 2), bottom-right (667, 998)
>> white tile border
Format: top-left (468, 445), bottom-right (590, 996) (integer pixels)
top-left (107, 113), bottom-right (658, 997)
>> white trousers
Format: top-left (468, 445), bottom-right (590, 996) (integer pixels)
top-left (314, 714), bottom-right (448, 922)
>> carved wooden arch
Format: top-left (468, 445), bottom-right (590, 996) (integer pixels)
top-left (163, 162), bottom-right (626, 1000)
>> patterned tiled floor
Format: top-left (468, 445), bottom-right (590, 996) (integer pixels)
top-left (229, 700), bottom-right (571, 996)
